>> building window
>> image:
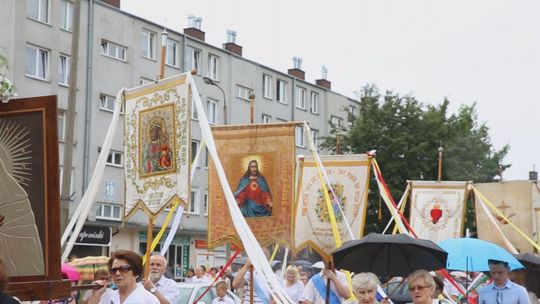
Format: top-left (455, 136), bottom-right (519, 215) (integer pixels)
top-left (310, 92), bottom-right (319, 114)
top-left (141, 30), bottom-right (155, 59)
top-left (204, 148), bottom-right (209, 168)
top-left (96, 203), bottom-right (122, 220)
top-left (188, 47), bottom-right (201, 73)
top-left (263, 74), bottom-right (272, 99)
top-left (27, 0), bottom-right (49, 23)
top-left (58, 54), bottom-right (70, 85)
top-left (296, 125), bottom-right (305, 147)
top-left (59, 165), bottom-right (74, 196)
top-left (276, 79), bottom-right (288, 104)
top-left (208, 54), bottom-right (219, 80)
top-left (58, 111), bottom-right (65, 142)
top-left (101, 40), bottom-right (127, 61)
top-left (189, 189), bottom-right (199, 214)
top-left (100, 148), bottom-right (123, 167)
top-left (140, 77), bottom-right (154, 85)
top-left (311, 129), bottom-right (319, 149)
top-left (99, 93), bottom-right (124, 113)
top-left (60, 0), bottom-right (73, 31)
top-left (262, 114), bottom-right (271, 123)
top-left (25, 44), bottom-right (49, 80)
top-left (296, 87), bottom-right (306, 110)
top-left (331, 115), bottom-right (344, 129)
top-left (166, 38), bottom-right (179, 67)
top-left (349, 104), bottom-right (358, 117)
top-left (203, 192), bottom-right (208, 216)
top-left (206, 98), bottom-right (217, 124)
top-left (191, 140), bottom-right (199, 165)
top-left (236, 85), bottom-right (251, 100)
top-left (191, 99), bottom-right (199, 120)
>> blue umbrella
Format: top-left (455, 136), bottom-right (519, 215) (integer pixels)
top-left (439, 238), bottom-right (524, 271)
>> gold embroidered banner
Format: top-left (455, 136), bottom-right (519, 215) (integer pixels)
top-left (475, 181), bottom-right (538, 253)
top-left (294, 154), bottom-right (370, 259)
top-left (208, 123), bottom-right (296, 249)
top-left (124, 74), bottom-right (190, 217)
top-left (409, 181), bottom-right (469, 243)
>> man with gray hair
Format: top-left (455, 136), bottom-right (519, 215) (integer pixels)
top-left (142, 254), bottom-right (180, 304)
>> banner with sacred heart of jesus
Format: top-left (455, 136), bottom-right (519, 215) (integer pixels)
top-left (409, 181), bottom-right (469, 243)
top-left (208, 122), bottom-right (296, 249)
top-left (294, 154), bottom-right (370, 259)
top-left (124, 74), bottom-right (191, 217)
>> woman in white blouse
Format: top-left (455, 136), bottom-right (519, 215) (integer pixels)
top-left (282, 265), bottom-right (305, 304)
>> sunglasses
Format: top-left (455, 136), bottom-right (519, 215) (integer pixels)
top-left (408, 285), bottom-right (431, 292)
top-left (110, 265), bottom-right (133, 275)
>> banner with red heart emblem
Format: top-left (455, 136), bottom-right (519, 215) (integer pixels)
top-left (409, 181), bottom-right (469, 243)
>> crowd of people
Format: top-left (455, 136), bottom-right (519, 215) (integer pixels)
top-left (0, 251), bottom-right (537, 304)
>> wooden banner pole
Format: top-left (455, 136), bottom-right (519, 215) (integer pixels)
top-left (144, 217), bottom-right (155, 277)
top-left (249, 93), bottom-right (255, 124)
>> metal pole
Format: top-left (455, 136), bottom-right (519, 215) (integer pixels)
top-left (60, 0), bottom-right (82, 234)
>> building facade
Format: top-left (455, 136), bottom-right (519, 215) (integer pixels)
top-left (0, 0), bottom-right (359, 279)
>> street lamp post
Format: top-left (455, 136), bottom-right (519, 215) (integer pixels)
top-left (202, 77), bottom-right (227, 124)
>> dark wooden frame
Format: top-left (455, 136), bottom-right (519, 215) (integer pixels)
top-left (1, 96), bottom-right (71, 300)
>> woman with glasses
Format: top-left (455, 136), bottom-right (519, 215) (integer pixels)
top-left (407, 270), bottom-right (436, 304)
top-left (88, 250), bottom-right (159, 304)
top-left (347, 272), bottom-right (389, 304)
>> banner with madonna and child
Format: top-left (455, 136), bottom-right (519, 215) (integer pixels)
top-left (124, 74), bottom-right (191, 217)
top-left (207, 122), bottom-right (296, 249)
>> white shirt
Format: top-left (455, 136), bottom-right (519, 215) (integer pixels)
top-left (155, 275), bottom-right (180, 304)
top-left (212, 295), bottom-right (236, 304)
top-left (282, 280), bottom-right (305, 304)
top-left (191, 276), bottom-right (211, 283)
top-left (99, 285), bottom-right (159, 304)
top-left (301, 271), bottom-right (348, 304)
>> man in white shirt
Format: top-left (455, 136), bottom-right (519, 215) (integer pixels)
top-left (191, 266), bottom-right (211, 283)
top-left (142, 255), bottom-right (180, 304)
top-left (301, 261), bottom-right (350, 304)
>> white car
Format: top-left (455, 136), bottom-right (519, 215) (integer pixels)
top-left (175, 282), bottom-right (241, 304)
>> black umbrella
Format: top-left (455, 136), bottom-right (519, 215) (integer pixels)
top-left (332, 233), bottom-right (448, 278)
top-left (515, 252), bottom-right (540, 266)
top-left (291, 259), bottom-right (314, 268)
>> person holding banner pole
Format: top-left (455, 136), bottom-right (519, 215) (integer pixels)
top-left (301, 261), bottom-right (350, 304)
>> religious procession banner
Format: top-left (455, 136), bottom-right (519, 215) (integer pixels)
top-left (208, 123), bottom-right (296, 249)
top-left (124, 74), bottom-right (190, 217)
top-left (475, 181), bottom-right (539, 253)
top-left (294, 154), bottom-right (370, 258)
top-left (409, 181), bottom-right (469, 243)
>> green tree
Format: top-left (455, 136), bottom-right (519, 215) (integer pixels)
top-left (322, 84), bottom-right (509, 234)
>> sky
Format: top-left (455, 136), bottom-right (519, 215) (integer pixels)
top-left (122, 0), bottom-right (540, 180)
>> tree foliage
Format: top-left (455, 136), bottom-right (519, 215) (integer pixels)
top-left (322, 84), bottom-right (510, 234)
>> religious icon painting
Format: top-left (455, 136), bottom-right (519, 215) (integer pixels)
top-left (0, 95), bottom-right (71, 300)
top-left (138, 104), bottom-right (176, 177)
top-left (124, 74), bottom-right (191, 217)
top-left (208, 123), bottom-right (296, 249)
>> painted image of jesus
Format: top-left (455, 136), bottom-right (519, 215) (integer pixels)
top-left (234, 160), bottom-right (273, 217)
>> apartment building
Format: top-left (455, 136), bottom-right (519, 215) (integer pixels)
top-left (0, 0), bottom-right (359, 279)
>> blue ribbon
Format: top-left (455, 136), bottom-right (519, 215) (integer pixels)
top-left (312, 273), bottom-right (340, 304)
